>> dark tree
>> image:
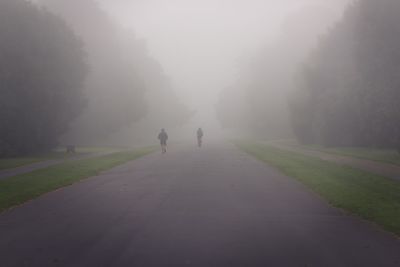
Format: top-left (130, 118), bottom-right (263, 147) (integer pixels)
top-left (0, 0), bottom-right (87, 156)
top-left (39, 0), bottom-right (147, 142)
top-left (216, 6), bottom-right (338, 139)
top-left (291, 0), bottom-right (400, 149)
top-left (40, 0), bottom-right (192, 145)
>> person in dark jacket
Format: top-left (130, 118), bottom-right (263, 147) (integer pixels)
top-left (197, 128), bottom-right (204, 147)
top-left (158, 128), bottom-right (168, 153)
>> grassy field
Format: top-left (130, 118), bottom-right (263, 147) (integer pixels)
top-left (0, 147), bottom-right (156, 213)
top-left (53, 146), bottom-right (123, 154)
top-left (0, 151), bottom-right (73, 171)
top-left (236, 141), bottom-right (400, 236)
top-left (269, 139), bottom-right (400, 165)
top-left (0, 147), bottom-right (122, 171)
top-left (308, 146), bottom-right (400, 165)
top-left (0, 158), bottom-right (45, 171)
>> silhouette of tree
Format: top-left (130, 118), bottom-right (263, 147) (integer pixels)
top-left (0, 0), bottom-right (87, 156)
top-left (291, 0), bottom-right (400, 149)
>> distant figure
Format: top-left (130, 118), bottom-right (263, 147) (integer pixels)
top-left (158, 129), bottom-right (168, 154)
top-left (197, 128), bottom-right (204, 147)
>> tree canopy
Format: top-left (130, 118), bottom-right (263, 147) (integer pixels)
top-left (0, 0), bottom-right (87, 156)
top-left (217, 6), bottom-right (338, 139)
top-left (290, 0), bottom-right (400, 149)
top-left (40, 0), bottom-right (192, 145)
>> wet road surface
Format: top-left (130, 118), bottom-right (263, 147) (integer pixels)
top-left (0, 142), bottom-right (399, 266)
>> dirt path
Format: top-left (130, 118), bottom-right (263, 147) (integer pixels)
top-left (0, 142), bottom-right (399, 266)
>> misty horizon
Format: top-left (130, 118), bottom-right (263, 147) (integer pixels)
top-left (97, 0), bottom-right (350, 139)
top-left (2, 1), bottom-right (400, 266)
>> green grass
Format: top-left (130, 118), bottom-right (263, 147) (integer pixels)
top-left (0, 152), bottom-right (72, 171)
top-left (268, 139), bottom-right (400, 165)
top-left (0, 158), bottom-right (44, 171)
top-left (0, 147), bottom-right (123, 171)
top-left (236, 141), bottom-right (400, 236)
top-left (307, 146), bottom-right (400, 165)
top-left (0, 147), bottom-right (156, 213)
top-left (53, 146), bottom-right (122, 154)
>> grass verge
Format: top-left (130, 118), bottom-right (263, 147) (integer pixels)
top-left (0, 147), bottom-right (156, 213)
top-left (0, 151), bottom-right (75, 170)
top-left (236, 141), bottom-right (400, 236)
top-left (0, 147), bottom-right (123, 171)
top-left (268, 139), bottom-right (400, 165)
top-left (307, 146), bottom-right (400, 166)
top-left (0, 158), bottom-right (44, 171)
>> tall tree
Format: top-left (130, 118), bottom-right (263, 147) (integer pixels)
top-left (291, 0), bottom-right (400, 148)
top-left (217, 5), bottom-right (340, 139)
top-left (39, 0), bottom-right (192, 145)
top-left (0, 0), bottom-right (87, 156)
top-left (39, 0), bottom-right (147, 143)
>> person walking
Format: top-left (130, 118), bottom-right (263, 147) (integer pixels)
top-left (197, 128), bottom-right (204, 147)
top-left (158, 129), bottom-right (168, 154)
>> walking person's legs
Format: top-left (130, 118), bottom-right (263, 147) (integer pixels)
top-left (161, 142), bottom-right (167, 153)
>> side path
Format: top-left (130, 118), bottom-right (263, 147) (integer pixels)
top-left (0, 151), bottom-right (119, 181)
top-left (269, 142), bottom-right (400, 181)
top-left (0, 143), bottom-right (399, 267)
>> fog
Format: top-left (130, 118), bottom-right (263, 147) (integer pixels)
top-left (3, 1), bottom-right (400, 263)
top-left (1, 0), bottom-right (360, 155)
top-left (33, 0), bottom-right (351, 145)
top-left (98, 0), bottom-right (350, 140)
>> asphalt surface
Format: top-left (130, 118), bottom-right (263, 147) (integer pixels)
top-left (0, 142), bottom-right (399, 267)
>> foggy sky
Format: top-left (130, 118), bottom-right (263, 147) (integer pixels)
top-left (98, 0), bottom-right (350, 132)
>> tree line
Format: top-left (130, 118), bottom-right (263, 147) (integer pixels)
top-left (217, 5), bottom-right (338, 140)
top-left (0, 0), bottom-right (87, 156)
top-left (217, 0), bottom-right (400, 150)
top-left (0, 0), bottom-right (191, 156)
top-left (290, 0), bottom-right (400, 149)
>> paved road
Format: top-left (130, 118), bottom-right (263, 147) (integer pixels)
top-left (269, 143), bottom-right (400, 181)
top-left (0, 143), bottom-right (399, 267)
